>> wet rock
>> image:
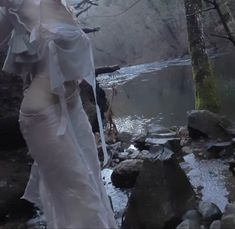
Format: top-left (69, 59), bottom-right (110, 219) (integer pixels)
top-left (187, 110), bottom-right (232, 139)
top-left (209, 220), bottom-right (221, 229)
top-left (154, 132), bottom-right (177, 138)
top-left (128, 149), bottom-right (139, 159)
top-left (145, 137), bottom-right (170, 145)
top-left (111, 159), bottom-right (143, 188)
top-left (0, 116), bottom-right (26, 150)
top-left (0, 148), bottom-right (34, 223)
top-left (123, 158), bottom-right (196, 229)
top-left (182, 146), bottom-right (193, 155)
top-left (137, 150), bottom-right (151, 160)
top-left (182, 209), bottom-right (201, 222)
top-left (176, 219), bottom-right (200, 229)
top-left (228, 161), bottom-right (235, 176)
top-left (132, 135), bottom-right (148, 151)
top-left (223, 203), bottom-right (235, 218)
top-left (167, 138), bottom-right (182, 154)
top-left (232, 138), bottom-right (235, 147)
top-left (117, 132), bottom-right (133, 143)
top-left (117, 151), bottom-right (130, 161)
top-left (146, 124), bottom-right (172, 137)
top-left (221, 214), bottom-right (235, 229)
top-left (198, 201), bottom-right (222, 224)
top-left (207, 142), bottom-right (233, 158)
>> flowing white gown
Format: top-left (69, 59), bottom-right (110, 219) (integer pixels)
top-left (0, 0), bottom-right (117, 228)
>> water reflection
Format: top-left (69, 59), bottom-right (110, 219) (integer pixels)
top-left (98, 52), bottom-right (235, 133)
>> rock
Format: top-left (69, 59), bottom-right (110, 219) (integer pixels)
top-left (0, 72), bottom-right (23, 118)
top-left (187, 110), bottom-right (232, 139)
top-left (228, 161), bottom-right (235, 176)
top-left (145, 137), bottom-right (170, 145)
top-left (182, 146), bottom-right (193, 155)
top-left (223, 203), bottom-right (235, 218)
top-left (221, 214), bottom-right (235, 229)
top-left (176, 219), bottom-right (200, 229)
top-left (111, 159), bottom-right (143, 188)
top-left (137, 150), bottom-right (152, 160)
top-left (232, 138), bottom-right (235, 147)
top-left (182, 209), bottom-right (201, 222)
top-left (146, 123), bottom-right (172, 137)
top-left (209, 220), bottom-right (221, 229)
top-left (154, 132), bottom-right (177, 138)
top-left (0, 116), bottom-right (26, 150)
top-left (207, 142), bottom-right (233, 158)
top-left (128, 150), bottom-right (139, 159)
top-left (0, 148), bottom-right (34, 223)
top-left (117, 132), bottom-right (133, 143)
top-left (118, 151), bottom-right (130, 160)
top-left (198, 201), bottom-right (222, 224)
top-left (132, 135), bottom-right (148, 151)
top-left (123, 158), bottom-right (196, 229)
top-left (167, 138), bottom-right (182, 154)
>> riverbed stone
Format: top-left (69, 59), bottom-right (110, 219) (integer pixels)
top-left (209, 220), bottom-right (221, 229)
top-left (0, 148), bottom-right (34, 224)
top-left (198, 201), bottom-right (222, 224)
top-left (111, 159), bottom-right (143, 188)
top-left (223, 203), bottom-right (235, 218)
top-left (207, 142), bottom-right (233, 158)
top-left (176, 219), bottom-right (200, 229)
top-left (132, 134), bottom-right (147, 151)
top-left (182, 209), bottom-right (201, 222)
top-left (146, 123), bottom-right (172, 136)
top-left (187, 110), bottom-right (232, 139)
top-left (221, 214), bottom-right (235, 229)
top-left (123, 158), bottom-right (196, 229)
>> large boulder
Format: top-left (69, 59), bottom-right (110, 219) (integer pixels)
top-left (0, 148), bottom-right (33, 224)
top-left (198, 201), bottom-right (222, 225)
top-left (123, 158), bottom-right (196, 229)
top-left (187, 110), bottom-right (233, 139)
top-left (111, 159), bottom-right (143, 188)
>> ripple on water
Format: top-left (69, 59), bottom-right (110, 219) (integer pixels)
top-left (181, 153), bottom-right (235, 211)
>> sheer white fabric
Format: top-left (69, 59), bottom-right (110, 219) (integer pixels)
top-left (19, 90), bottom-right (117, 228)
top-left (0, 0), bottom-right (117, 228)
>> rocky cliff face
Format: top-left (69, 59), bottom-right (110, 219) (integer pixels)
top-left (82, 0), bottom-right (188, 66)
top-left (81, 0), bottom-right (233, 67)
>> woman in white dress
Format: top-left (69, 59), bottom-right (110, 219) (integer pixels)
top-left (0, 0), bottom-right (118, 228)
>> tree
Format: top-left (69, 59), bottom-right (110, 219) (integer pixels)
top-left (184, 0), bottom-right (220, 112)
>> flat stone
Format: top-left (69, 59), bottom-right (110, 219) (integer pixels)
top-left (146, 124), bottom-right (171, 136)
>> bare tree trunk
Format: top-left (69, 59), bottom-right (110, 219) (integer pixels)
top-left (184, 0), bottom-right (220, 112)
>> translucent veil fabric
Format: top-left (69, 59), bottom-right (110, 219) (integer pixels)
top-left (0, 0), bottom-right (117, 228)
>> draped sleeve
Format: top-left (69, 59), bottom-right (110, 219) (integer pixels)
top-left (1, 0), bottom-right (109, 166)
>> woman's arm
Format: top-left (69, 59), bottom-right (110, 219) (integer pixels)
top-left (0, 7), bottom-right (13, 50)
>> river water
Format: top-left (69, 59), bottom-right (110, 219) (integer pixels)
top-left (98, 51), bottom-right (235, 134)
top-left (97, 51), bottom-right (235, 219)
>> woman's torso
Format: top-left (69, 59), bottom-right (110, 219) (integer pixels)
top-left (17, 0), bottom-right (79, 113)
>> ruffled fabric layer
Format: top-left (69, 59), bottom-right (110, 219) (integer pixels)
top-left (2, 0), bottom-right (109, 165)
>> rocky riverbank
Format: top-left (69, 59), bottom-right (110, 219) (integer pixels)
top-left (1, 109), bottom-right (235, 228)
